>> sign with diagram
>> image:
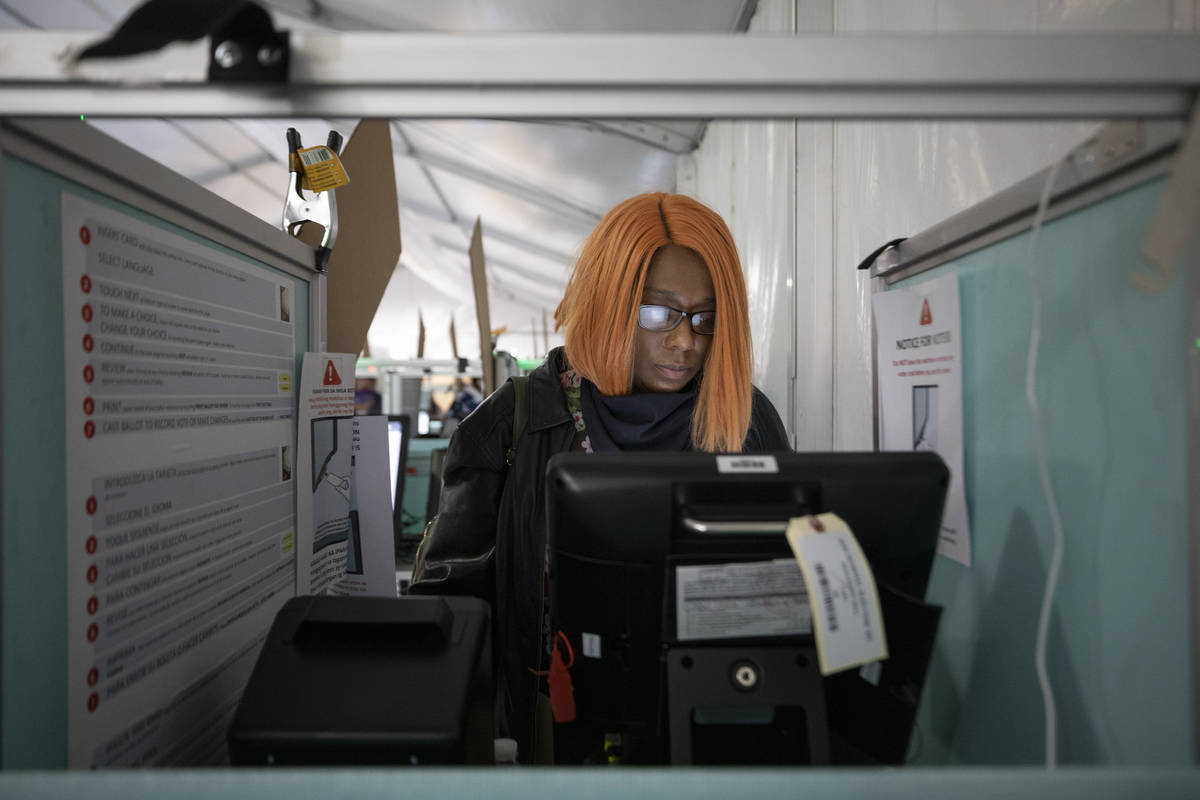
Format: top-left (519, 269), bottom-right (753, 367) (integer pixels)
top-left (873, 274), bottom-right (972, 567)
top-left (295, 352), bottom-right (395, 596)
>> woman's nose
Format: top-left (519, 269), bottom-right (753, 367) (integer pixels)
top-left (664, 320), bottom-right (695, 351)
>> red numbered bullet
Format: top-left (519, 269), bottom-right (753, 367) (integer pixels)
top-left (87, 693), bottom-right (99, 713)
top-left (80, 275), bottom-right (92, 293)
top-left (86, 564), bottom-right (98, 584)
top-left (87, 623), bottom-right (98, 643)
top-left (82, 304), bottom-right (93, 323)
top-left (87, 596), bottom-right (99, 615)
top-left (83, 365), bottom-right (95, 384)
top-left (85, 496), bottom-right (97, 515)
top-left (84, 420), bottom-right (95, 439)
top-left (80, 226), bottom-right (91, 245)
top-left (87, 667), bottom-right (99, 687)
top-left (86, 535), bottom-right (97, 554)
top-left (82, 334), bottom-right (94, 353)
top-left (83, 397), bottom-right (94, 416)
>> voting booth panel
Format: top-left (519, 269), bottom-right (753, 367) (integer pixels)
top-left (872, 124), bottom-right (1195, 765)
top-left (0, 119), bottom-right (319, 768)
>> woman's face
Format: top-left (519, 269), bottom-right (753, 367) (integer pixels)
top-left (631, 244), bottom-right (715, 393)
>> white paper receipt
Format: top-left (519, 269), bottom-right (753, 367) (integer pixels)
top-left (675, 559), bottom-right (811, 641)
top-left (581, 632), bottom-right (602, 659)
top-left (786, 513), bottom-right (888, 675)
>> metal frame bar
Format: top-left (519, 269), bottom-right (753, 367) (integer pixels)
top-left (0, 33), bottom-right (1197, 118)
top-left (578, 120), bottom-right (705, 154)
top-left (393, 122), bottom-right (603, 224)
top-left (356, 357), bottom-right (484, 380)
top-left (433, 236), bottom-right (564, 284)
top-left (1190, 175), bottom-right (1200, 766)
top-left (397, 195), bottom-right (578, 269)
top-left (0, 130), bottom-right (6, 765)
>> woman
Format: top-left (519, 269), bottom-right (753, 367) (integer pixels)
top-left (409, 192), bottom-right (789, 761)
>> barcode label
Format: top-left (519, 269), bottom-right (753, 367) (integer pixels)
top-left (300, 147), bottom-right (333, 166)
top-left (786, 513), bottom-right (887, 675)
top-left (815, 562), bottom-right (838, 632)
top-left (294, 146), bottom-right (350, 192)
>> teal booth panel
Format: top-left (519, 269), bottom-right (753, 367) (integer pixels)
top-left (1, 766), bottom-right (1200, 800)
top-left (1, 149), bottom-right (312, 768)
top-left (889, 176), bottom-right (1192, 765)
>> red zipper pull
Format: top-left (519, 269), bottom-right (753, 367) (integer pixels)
top-left (547, 630), bottom-right (576, 723)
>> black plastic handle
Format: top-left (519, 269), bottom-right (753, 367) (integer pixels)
top-left (283, 596), bottom-right (453, 644)
top-left (326, 130), bottom-right (343, 156)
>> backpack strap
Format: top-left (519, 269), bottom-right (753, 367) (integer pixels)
top-left (505, 375), bottom-right (529, 466)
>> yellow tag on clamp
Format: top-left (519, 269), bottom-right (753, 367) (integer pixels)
top-left (295, 145), bottom-right (350, 193)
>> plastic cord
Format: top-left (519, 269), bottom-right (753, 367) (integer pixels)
top-left (1026, 152), bottom-right (1069, 769)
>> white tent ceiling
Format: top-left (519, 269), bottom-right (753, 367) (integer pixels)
top-left (0, 0), bottom-right (757, 361)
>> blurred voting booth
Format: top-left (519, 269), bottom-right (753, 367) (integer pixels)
top-left (1, 118), bottom-right (318, 767)
top-left (0, 117), bottom-right (425, 769)
top-left (4, 114), bottom-right (1196, 778)
top-left (868, 120), bottom-right (1197, 766)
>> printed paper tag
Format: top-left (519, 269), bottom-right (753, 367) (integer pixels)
top-left (786, 513), bottom-right (887, 675)
top-left (296, 146), bottom-right (350, 193)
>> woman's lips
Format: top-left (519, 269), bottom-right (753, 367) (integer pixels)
top-left (655, 364), bottom-right (691, 380)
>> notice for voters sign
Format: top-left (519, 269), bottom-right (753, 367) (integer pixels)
top-left (873, 273), bottom-right (972, 567)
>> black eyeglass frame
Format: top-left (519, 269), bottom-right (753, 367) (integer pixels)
top-left (637, 304), bottom-right (716, 336)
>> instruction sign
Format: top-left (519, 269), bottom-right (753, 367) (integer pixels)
top-left (295, 353), bottom-right (396, 597)
top-left (62, 193), bottom-right (298, 767)
top-left (873, 273), bottom-right (972, 566)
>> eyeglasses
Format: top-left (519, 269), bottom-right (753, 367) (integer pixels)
top-left (637, 304), bottom-right (716, 336)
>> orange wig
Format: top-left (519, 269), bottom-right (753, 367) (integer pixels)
top-left (554, 192), bottom-right (753, 453)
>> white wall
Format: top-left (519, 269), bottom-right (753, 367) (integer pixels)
top-left (677, 0), bottom-right (800, 445)
top-left (680, 0), bottom-right (1198, 451)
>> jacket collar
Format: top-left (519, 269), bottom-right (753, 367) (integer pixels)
top-left (525, 347), bottom-right (574, 432)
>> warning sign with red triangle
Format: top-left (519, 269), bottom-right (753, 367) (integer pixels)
top-left (323, 360), bottom-right (342, 385)
top-left (919, 298), bottom-right (933, 326)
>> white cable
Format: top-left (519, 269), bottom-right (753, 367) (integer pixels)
top-left (1026, 152), bottom-right (1069, 769)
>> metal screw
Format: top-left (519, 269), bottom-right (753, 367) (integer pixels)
top-left (257, 46), bottom-right (283, 67)
top-left (214, 41), bottom-right (243, 69)
top-left (733, 663), bottom-right (758, 690)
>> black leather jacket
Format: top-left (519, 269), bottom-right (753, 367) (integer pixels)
top-left (409, 347), bottom-right (790, 760)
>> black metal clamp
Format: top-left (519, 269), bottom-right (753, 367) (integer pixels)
top-left (76, 0), bottom-right (289, 83)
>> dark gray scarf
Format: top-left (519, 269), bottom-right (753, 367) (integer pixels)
top-left (579, 378), bottom-right (695, 452)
